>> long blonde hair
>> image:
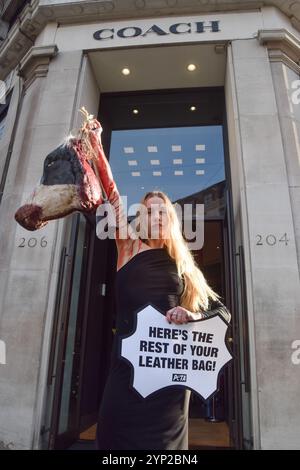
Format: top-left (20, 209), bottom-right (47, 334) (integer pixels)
top-left (137, 191), bottom-right (220, 312)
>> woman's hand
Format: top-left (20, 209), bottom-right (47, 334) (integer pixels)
top-left (166, 306), bottom-right (203, 324)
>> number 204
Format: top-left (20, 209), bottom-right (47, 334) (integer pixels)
top-left (256, 233), bottom-right (289, 246)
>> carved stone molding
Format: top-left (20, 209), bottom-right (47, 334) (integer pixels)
top-left (18, 44), bottom-right (58, 89)
top-left (1, 1), bottom-right (300, 80)
top-left (258, 29), bottom-right (300, 73)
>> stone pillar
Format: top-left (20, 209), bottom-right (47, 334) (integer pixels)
top-left (0, 46), bottom-right (84, 449)
top-left (229, 36), bottom-right (300, 449)
top-left (259, 29), bottom-right (300, 277)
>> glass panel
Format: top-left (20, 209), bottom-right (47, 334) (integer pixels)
top-left (188, 221), bottom-right (230, 448)
top-left (58, 214), bottom-right (86, 434)
top-left (110, 126), bottom-right (225, 217)
top-left (109, 126), bottom-right (230, 448)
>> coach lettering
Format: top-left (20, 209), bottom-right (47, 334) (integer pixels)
top-left (195, 20), bottom-right (220, 32)
top-left (141, 25), bottom-right (169, 37)
top-left (93, 28), bottom-right (114, 40)
top-left (93, 20), bottom-right (220, 41)
top-left (169, 23), bottom-right (191, 34)
top-left (117, 27), bottom-right (142, 38)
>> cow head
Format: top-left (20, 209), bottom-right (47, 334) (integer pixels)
top-left (15, 108), bottom-right (104, 231)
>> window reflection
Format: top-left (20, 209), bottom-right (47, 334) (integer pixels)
top-left (109, 126), bottom-right (225, 217)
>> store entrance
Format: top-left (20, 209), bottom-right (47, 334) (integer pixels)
top-left (47, 88), bottom-right (240, 449)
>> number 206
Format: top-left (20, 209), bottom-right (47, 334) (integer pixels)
top-left (18, 237), bottom-right (47, 248)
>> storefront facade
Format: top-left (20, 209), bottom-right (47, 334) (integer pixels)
top-left (0, 0), bottom-right (300, 450)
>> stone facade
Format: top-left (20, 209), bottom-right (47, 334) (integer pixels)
top-left (0, 0), bottom-right (299, 450)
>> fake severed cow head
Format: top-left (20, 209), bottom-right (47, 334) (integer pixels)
top-left (15, 109), bottom-right (104, 231)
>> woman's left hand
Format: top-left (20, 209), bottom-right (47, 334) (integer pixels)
top-left (166, 306), bottom-right (203, 324)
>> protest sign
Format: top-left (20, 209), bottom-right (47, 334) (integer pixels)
top-left (120, 304), bottom-right (232, 400)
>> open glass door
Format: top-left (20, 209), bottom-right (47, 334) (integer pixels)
top-left (44, 213), bottom-right (89, 449)
top-left (44, 213), bottom-right (113, 450)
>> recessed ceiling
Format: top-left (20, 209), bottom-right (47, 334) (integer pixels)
top-left (88, 43), bottom-right (226, 93)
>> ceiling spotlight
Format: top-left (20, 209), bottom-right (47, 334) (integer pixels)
top-left (133, 109), bottom-right (139, 114)
top-left (122, 67), bottom-right (130, 75)
top-left (190, 106), bottom-right (197, 111)
top-left (187, 64), bottom-right (196, 72)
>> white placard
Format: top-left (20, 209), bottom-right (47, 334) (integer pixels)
top-left (120, 304), bottom-right (232, 400)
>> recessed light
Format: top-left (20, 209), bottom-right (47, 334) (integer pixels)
top-left (122, 67), bottom-right (130, 75)
top-left (133, 109), bottom-right (139, 114)
top-left (190, 106), bottom-right (196, 111)
top-left (187, 64), bottom-right (196, 72)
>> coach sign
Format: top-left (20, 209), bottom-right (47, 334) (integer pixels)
top-left (54, 12), bottom-right (263, 52)
top-left (93, 20), bottom-right (220, 41)
top-left (120, 304), bottom-right (232, 401)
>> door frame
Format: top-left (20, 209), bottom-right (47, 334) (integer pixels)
top-left (98, 88), bottom-right (244, 447)
top-left (47, 214), bottom-right (91, 449)
top-left (46, 216), bottom-right (115, 449)
top-left (222, 195), bottom-right (243, 448)
top-left (45, 86), bottom-right (246, 449)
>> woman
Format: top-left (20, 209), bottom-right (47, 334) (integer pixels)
top-left (87, 118), bottom-right (231, 450)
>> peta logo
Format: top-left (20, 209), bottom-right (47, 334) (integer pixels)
top-left (0, 340), bottom-right (6, 364)
top-left (172, 374), bottom-right (187, 383)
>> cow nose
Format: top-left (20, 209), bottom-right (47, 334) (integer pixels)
top-left (15, 204), bottom-right (46, 231)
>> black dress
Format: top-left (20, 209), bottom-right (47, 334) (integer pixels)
top-left (95, 247), bottom-right (231, 450)
top-left (96, 247), bottom-right (190, 450)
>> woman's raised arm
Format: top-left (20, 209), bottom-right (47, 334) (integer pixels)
top-left (86, 119), bottom-right (136, 252)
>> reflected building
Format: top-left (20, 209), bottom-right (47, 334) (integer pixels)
top-left (175, 180), bottom-right (226, 219)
